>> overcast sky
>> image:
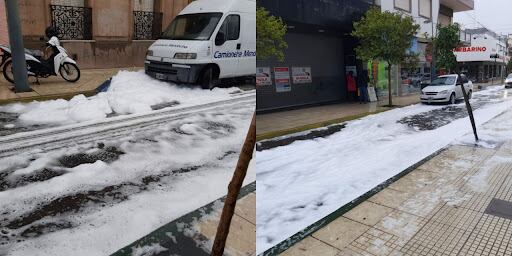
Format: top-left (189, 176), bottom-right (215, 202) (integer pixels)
top-left (454, 0), bottom-right (512, 35)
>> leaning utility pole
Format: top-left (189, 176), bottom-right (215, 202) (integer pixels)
top-left (5, 0), bottom-right (30, 92)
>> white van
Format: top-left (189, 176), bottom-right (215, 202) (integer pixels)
top-left (145, 0), bottom-right (256, 89)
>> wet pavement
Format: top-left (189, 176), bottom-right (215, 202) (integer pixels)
top-left (0, 101), bottom-right (182, 137)
top-left (0, 103), bottom-right (252, 255)
top-left (399, 88), bottom-right (507, 131)
top-left (0, 112), bottom-right (48, 137)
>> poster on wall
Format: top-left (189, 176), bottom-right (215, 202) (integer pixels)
top-left (345, 66), bottom-right (357, 76)
top-left (274, 67), bottom-right (291, 92)
top-left (256, 67), bottom-right (272, 86)
top-left (292, 67), bottom-right (312, 84)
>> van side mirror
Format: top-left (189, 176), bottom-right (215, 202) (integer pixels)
top-left (215, 31), bottom-right (226, 46)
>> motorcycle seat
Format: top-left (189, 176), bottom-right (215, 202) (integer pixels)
top-left (24, 49), bottom-right (43, 57)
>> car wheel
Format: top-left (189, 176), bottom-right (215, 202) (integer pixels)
top-left (199, 66), bottom-right (218, 90)
top-left (449, 93), bottom-right (456, 104)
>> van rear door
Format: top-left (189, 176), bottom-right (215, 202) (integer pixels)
top-left (213, 13), bottom-right (241, 78)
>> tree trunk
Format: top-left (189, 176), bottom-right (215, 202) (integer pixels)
top-left (211, 113), bottom-right (256, 256)
top-left (387, 61), bottom-right (392, 106)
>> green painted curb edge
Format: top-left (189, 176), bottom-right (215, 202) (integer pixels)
top-left (111, 181), bottom-right (256, 256)
top-left (261, 147), bottom-right (448, 256)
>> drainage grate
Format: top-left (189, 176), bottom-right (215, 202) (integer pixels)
top-left (484, 198), bottom-right (512, 220)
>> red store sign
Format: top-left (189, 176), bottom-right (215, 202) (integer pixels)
top-left (454, 46), bottom-right (487, 52)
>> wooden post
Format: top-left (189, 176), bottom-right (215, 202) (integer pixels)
top-left (211, 113), bottom-right (256, 256)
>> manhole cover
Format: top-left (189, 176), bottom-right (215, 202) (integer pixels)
top-left (485, 198), bottom-right (512, 220)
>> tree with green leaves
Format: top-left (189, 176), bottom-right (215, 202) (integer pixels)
top-left (352, 7), bottom-right (419, 106)
top-left (256, 6), bottom-right (287, 61)
top-left (434, 23), bottom-right (461, 73)
top-left (507, 59), bottom-right (512, 74)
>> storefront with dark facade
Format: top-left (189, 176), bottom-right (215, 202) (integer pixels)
top-left (256, 0), bottom-right (373, 112)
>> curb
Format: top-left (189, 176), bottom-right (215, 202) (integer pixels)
top-left (111, 181), bottom-right (256, 256)
top-left (0, 78), bottom-right (112, 105)
top-left (261, 147), bottom-right (447, 256)
top-left (256, 108), bottom-right (391, 142)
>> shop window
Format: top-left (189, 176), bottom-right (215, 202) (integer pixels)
top-left (219, 15), bottom-right (240, 41)
top-left (419, 0), bottom-right (431, 18)
top-left (394, 0), bottom-right (411, 12)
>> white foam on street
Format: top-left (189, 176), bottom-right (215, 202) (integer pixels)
top-left (0, 70), bottom-right (239, 126)
top-left (256, 86), bottom-right (512, 253)
top-left (0, 80), bottom-right (255, 256)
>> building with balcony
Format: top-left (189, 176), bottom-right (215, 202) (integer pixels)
top-left (374, 0), bottom-right (474, 95)
top-left (256, 0), bottom-right (474, 112)
top-left (6, 0), bottom-right (192, 69)
top-left (455, 28), bottom-right (510, 82)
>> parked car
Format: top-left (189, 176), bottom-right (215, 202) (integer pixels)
top-left (145, 0), bottom-right (256, 89)
top-left (505, 73), bottom-right (512, 88)
top-left (420, 74), bottom-right (473, 104)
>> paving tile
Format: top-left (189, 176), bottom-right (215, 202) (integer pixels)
top-left (346, 227), bottom-right (401, 256)
top-left (457, 214), bottom-right (512, 256)
top-left (281, 236), bottom-right (340, 256)
top-left (450, 193), bottom-right (495, 213)
top-left (430, 204), bottom-right (483, 231)
top-left (343, 201), bottom-right (394, 226)
top-left (0, 68), bottom-right (132, 103)
top-left (0, 86), bottom-right (18, 100)
top-left (235, 192), bottom-right (255, 225)
top-left (312, 217), bottom-right (370, 250)
top-left (387, 175), bottom-right (428, 194)
top-left (400, 220), bottom-right (472, 256)
top-left (368, 188), bottom-right (411, 209)
top-left (374, 210), bottom-right (428, 245)
top-left (460, 163), bottom-right (512, 197)
top-left (397, 184), bottom-right (452, 218)
top-left (197, 213), bottom-right (255, 256)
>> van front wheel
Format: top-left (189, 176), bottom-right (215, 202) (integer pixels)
top-left (199, 67), bottom-right (216, 90)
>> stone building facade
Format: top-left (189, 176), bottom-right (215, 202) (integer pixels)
top-left (14, 0), bottom-right (192, 69)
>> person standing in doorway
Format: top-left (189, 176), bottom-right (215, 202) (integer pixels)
top-left (346, 71), bottom-right (357, 101)
top-left (357, 70), bottom-right (370, 104)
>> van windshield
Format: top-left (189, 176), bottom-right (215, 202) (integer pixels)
top-left (161, 13), bottom-right (223, 40)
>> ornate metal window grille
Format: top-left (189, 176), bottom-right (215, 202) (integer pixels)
top-left (133, 11), bottom-right (163, 40)
top-left (50, 5), bottom-right (92, 40)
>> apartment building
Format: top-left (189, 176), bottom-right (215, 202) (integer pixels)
top-left (2, 0), bottom-right (192, 69)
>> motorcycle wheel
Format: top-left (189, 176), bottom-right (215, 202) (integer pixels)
top-left (2, 59), bottom-right (14, 84)
top-left (59, 63), bottom-right (80, 83)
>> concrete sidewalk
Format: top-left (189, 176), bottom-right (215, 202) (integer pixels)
top-left (112, 183), bottom-right (256, 256)
top-left (256, 94), bottom-right (420, 136)
top-left (0, 67), bottom-right (141, 104)
top-left (256, 82), bottom-right (498, 138)
top-left (281, 141), bottom-right (512, 256)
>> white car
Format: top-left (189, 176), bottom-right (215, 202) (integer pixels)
top-left (505, 73), bottom-right (512, 88)
top-left (420, 74), bottom-right (473, 104)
